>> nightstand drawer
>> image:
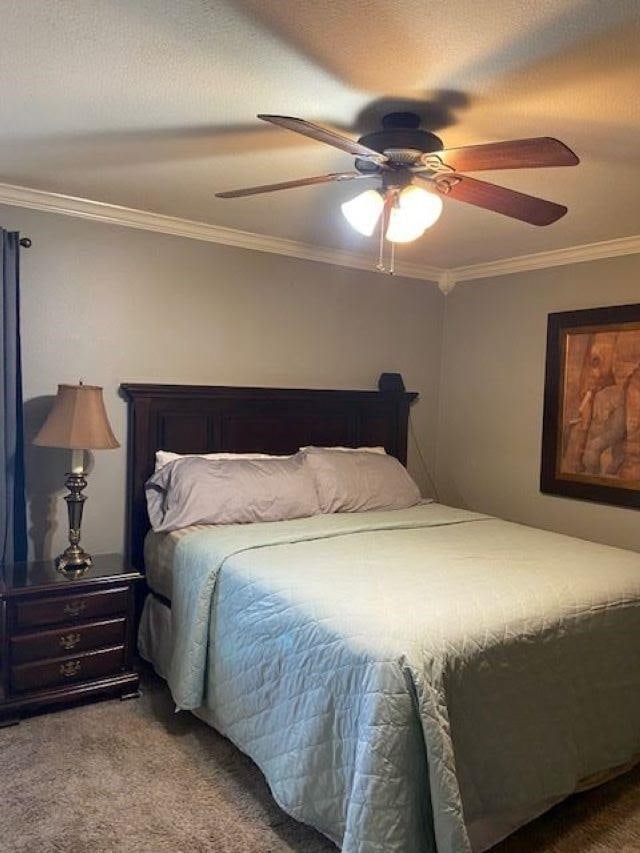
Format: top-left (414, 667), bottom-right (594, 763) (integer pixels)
top-left (14, 587), bottom-right (129, 629)
top-left (11, 645), bottom-right (125, 693)
top-left (10, 618), bottom-right (127, 664)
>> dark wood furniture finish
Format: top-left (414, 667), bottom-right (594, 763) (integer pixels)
top-left (0, 553), bottom-right (141, 725)
top-left (541, 302), bottom-right (640, 509)
top-left (120, 381), bottom-right (418, 570)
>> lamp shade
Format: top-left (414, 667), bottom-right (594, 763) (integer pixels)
top-left (33, 384), bottom-right (120, 450)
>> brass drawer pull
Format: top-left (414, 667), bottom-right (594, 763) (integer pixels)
top-left (59, 632), bottom-right (81, 651)
top-left (59, 660), bottom-right (81, 678)
top-left (63, 600), bottom-right (86, 617)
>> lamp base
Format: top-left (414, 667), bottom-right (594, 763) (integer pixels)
top-left (55, 544), bottom-right (93, 577)
top-left (56, 469), bottom-right (93, 577)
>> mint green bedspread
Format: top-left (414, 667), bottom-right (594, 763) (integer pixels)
top-left (167, 503), bottom-right (640, 852)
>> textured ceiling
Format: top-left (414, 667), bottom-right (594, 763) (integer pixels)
top-left (0, 0), bottom-right (638, 268)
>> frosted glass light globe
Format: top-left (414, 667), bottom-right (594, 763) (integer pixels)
top-left (386, 185), bottom-right (443, 243)
top-left (341, 189), bottom-right (384, 236)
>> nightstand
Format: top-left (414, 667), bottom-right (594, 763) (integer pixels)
top-left (0, 553), bottom-right (142, 726)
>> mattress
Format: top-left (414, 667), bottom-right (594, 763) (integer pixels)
top-left (139, 504), bottom-right (640, 853)
top-left (144, 525), bottom-right (208, 601)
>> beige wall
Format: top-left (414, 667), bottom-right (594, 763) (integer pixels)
top-left (7, 199), bottom-right (638, 561)
top-left (437, 254), bottom-right (640, 552)
top-left (2, 204), bottom-right (444, 560)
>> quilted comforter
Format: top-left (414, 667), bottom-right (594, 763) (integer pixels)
top-left (166, 503), bottom-right (640, 852)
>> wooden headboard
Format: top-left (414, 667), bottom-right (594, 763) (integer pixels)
top-left (120, 380), bottom-right (418, 569)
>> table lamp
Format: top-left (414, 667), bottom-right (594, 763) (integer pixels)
top-left (33, 382), bottom-right (120, 575)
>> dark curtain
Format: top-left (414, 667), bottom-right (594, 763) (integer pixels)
top-left (1, 230), bottom-right (28, 564)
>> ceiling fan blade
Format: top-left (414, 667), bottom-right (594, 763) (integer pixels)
top-left (422, 174), bottom-right (568, 225)
top-left (428, 137), bottom-right (579, 172)
top-left (258, 115), bottom-right (388, 163)
top-left (216, 171), bottom-right (375, 199)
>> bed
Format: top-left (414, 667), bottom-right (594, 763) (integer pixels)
top-left (120, 381), bottom-right (640, 853)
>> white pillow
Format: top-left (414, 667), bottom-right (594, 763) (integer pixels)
top-left (146, 454), bottom-right (319, 532)
top-left (299, 445), bottom-right (386, 454)
top-left (155, 449), bottom-right (290, 472)
top-left (302, 447), bottom-right (421, 514)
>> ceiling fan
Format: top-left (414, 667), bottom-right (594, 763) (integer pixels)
top-left (216, 112), bottom-right (579, 253)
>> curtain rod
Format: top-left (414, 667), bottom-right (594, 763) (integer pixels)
top-left (19, 237), bottom-right (32, 248)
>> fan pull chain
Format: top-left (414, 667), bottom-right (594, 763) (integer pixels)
top-left (376, 202), bottom-right (385, 271)
top-left (375, 240), bottom-right (396, 275)
top-left (376, 241), bottom-right (396, 275)
top-left (375, 193), bottom-right (395, 275)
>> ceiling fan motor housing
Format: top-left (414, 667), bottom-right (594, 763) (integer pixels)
top-left (355, 112), bottom-right (444, 173)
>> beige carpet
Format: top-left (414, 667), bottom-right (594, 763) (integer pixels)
top-left (1, 668), bottom-right (639, 852)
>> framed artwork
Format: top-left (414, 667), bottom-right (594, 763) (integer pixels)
top-left (541, 302), bottom-right (640, 509)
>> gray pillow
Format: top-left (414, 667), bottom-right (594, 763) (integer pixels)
top-left (302, 448), bottom-right (421, 513)
top-left (146, 454), bottom-right (320, 532)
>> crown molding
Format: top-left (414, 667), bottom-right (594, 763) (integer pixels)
top-left (0, 181), bottom-right (442, 284)
top-left (1, 181), bottom-right (638, 293)
top-left (436, 270), bottom-right (457, 295)
top-left (447, 235), bottom-right (640, 288)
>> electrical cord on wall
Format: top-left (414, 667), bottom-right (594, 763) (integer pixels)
top-left (409, 410), bottom-right (441, 502)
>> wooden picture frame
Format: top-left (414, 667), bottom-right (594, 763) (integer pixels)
top-left (541, 302), bottom-right (640, 509)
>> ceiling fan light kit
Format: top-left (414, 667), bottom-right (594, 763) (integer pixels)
top-left (216, 111), bottom-right (579, 272)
